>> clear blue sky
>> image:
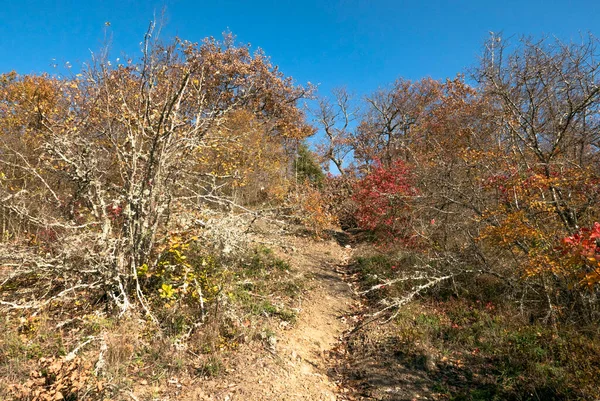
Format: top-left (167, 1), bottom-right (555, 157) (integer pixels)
top-left (1, 0), bottom-right (599, 98)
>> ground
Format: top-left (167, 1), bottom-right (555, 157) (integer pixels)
top-left (5, 227), bottom-right (535, 401)
top-left (1, 226), bottom-right (372, 401)
top-left (181, 231), bottom-right (449, 401)
top-left (181, 232), bottom-right (357, 401)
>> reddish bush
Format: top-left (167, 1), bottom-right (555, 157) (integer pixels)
top-left (562, 222), bottom-right (600, 288)
top-left (352, 160), bottom-right (418, 244)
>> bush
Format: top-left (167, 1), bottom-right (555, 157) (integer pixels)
top-left (352, 160), bottom-right (418, 244)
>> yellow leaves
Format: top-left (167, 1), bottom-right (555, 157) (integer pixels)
top-left (167, 235), bottom-right (191, 251)
top-left (137, 263), bottom-right (149, 278)
top-left (579, 270), bottom-right (600, 289)
top-left (159, 283), bottom-right (176, 300)
top-left (479, 210), bottom-right (540, 245)
top-left (522, 252), bottom-right (563, 277)
top-left (150, 233), bottom-right (226, 310)
top-left (478, 208), bottom-right (574, 279)
top-left (458, 148), bottom-right (496, 164)
top-left (529, 200), bottom-right (554, 213)
top-left (191, 109), bottom-right (293, 201)
top-left (293, 182), bottom-right (335, 237)
top-left (475, 161), bottom-right (600, 285)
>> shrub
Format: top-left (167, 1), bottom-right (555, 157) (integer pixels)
top-left (352, 160), bottom-right (418, 244)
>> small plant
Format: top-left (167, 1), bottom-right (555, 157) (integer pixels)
top-left (246, 246), bottom-right (291, 275)
top-left (196, 356), bottom-right (223, 377)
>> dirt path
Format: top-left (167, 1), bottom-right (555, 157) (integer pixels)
top-left (188, 234), bottom-right (356, 401)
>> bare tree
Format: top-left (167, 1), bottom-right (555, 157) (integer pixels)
top-left (312, 87), bottom-right (357, 175)
top-left (477, 33), bottom-right (600, 233)
top-left (354, 78), bottom-right (441, 168)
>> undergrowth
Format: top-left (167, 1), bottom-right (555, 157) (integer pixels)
top-left (345, 249), bottom-right (600, 401)
top-left (0, 239), bottom-right (304, 400)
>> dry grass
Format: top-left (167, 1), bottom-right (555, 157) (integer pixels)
top-left (0, 234), bottom-right (309, 400)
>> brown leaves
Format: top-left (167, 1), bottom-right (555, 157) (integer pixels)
top-left (10, 356), bottom-right (103, 401)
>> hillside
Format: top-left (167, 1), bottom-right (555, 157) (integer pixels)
top-left (2, 25), bottom-right (600, 401)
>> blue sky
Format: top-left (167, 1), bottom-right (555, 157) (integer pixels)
top-left (1, 0), bottom-right (599, 98)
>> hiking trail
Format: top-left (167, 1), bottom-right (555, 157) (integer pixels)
top-left (187, 232), bottom-right (358, 401)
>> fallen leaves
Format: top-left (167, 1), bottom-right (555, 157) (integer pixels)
top-left (10, 356), bottom-right (103, 401)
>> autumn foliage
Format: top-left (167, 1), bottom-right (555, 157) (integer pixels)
top-left (2, 23), bottom-right (600, 401)
top-left (561, 222), bottom-right (600, 288)
top-left (352, 160), bottom-right (417, 244)
top-left (315, 34), bottom-right (600, 328)
top-left (0, 30), bottom-right (314, 320)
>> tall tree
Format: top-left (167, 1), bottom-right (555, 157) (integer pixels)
top-left (354, 78), bottom-right (441, 168)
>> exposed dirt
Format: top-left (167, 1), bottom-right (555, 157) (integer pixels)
top-left (0, 227), bottom-right (442, 401)
top-left (183, 233), bottom-right (358, 401)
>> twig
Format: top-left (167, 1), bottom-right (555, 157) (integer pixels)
top-left (65, 336), bottom-right (99, 361)
top-left (348, 274), bottom-right (455, 336)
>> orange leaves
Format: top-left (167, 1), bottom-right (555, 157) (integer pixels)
top-left (181, 34), bottom-right (313, 140)
top-left (194, 109), bottom-right (292, 202)
top-left (579, 269), bottom-right (600, 289)
top-left (479, 210), bottom-right (541, 246)
top-left (477, 209), bottom-right (569, 277)
top-left (293, 181), bottom-right (335, 237)
top-left (475, 160), bottom-right (600, 282)
top-left (0, 73), bottom-right (64, 144)
top-left (0, 30), bottom-right (314, 318)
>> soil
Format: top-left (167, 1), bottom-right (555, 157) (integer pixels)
top-left (2, 228), bottom-right (440, 401)
top-left (182, 233), bottom-right (358, 401)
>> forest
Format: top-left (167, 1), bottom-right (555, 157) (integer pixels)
top-left (1, 25), bottom-right (599, 401)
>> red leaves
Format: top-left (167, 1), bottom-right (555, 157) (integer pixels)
top-left (352, 160), bottom-right (418, 244)
top-left (562, 223), bottom-right (600, 254)
top-left (561, 223), bottom-right (600, 288)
